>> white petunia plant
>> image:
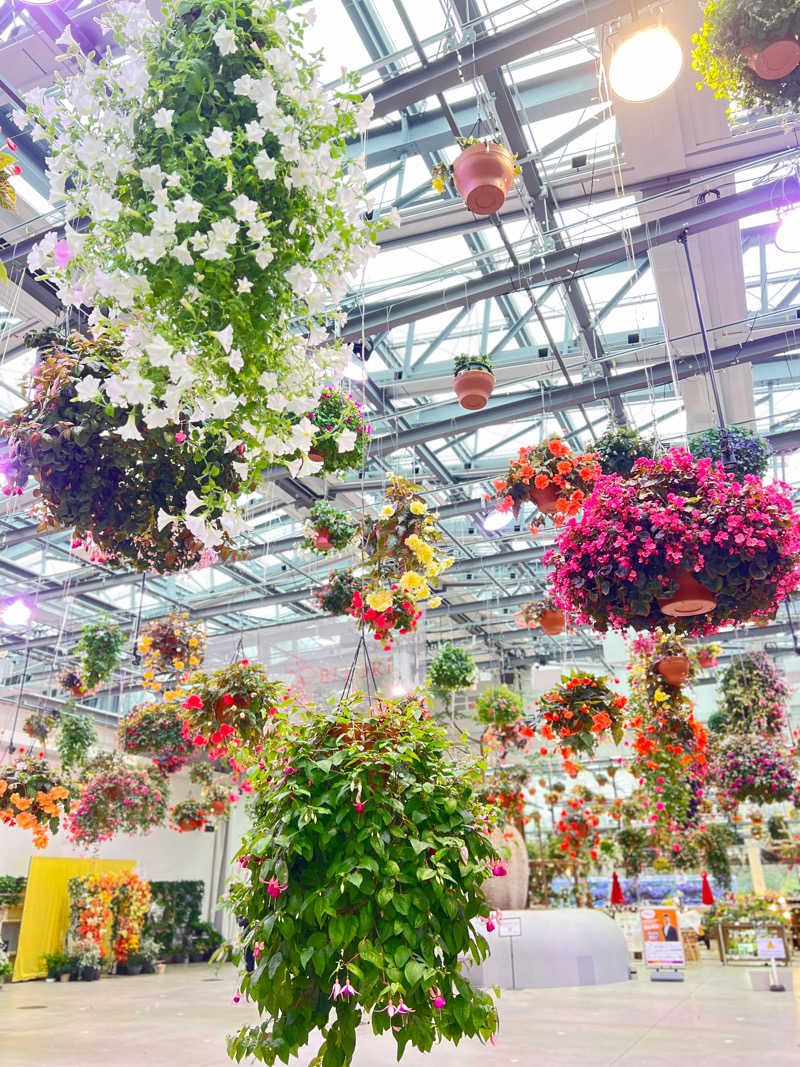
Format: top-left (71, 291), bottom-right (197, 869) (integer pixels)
top-left (26, 0), bottom-right (387, 552)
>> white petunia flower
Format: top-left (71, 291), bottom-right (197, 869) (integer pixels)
top-left (174, 195), bottom-right (202, 224)
top-left (210, 217), bottom-right (239, 244)
top-left (184, 490), bottom-right (203, 514)
top-left (213, 23), bottom-right (237, 56)
top-left (153, 108), bottom-right (174, 130)
top-left (173, 242), bottom-right (193, 266)
top-left (157, 508), bottom-right (177, 530)
top-left (231, 194), bottom-right (258, 222)
top-left (204, 126), bottom-right (232, 159)
top-left (145, 336), bottom-right (173, 366)
top-left (237, 277), bottom-right (253, 294)
top-left (254, 150), bottom-right (277, 180)
top-left (73, 375), bottom-right (103, 402)
top-left (337, 428), bottom-right (357, 452)
top-left (143, 405), bottom-right (171, 429)
top-left (211, 324), bottom-right (234, 353)
top-left (244, 120), bottom-right (264, 143)
top-left (140, 164), bottom-right (164, 190)
top-left (255, 246), bottom-right (274, 269)
top-left (117, 413), bottom-right (143, 442)
top-left (229, 348), bottom-right (244, 372)
top-left (355, 93), bottom-right (375, 133)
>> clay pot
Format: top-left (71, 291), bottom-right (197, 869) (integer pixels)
top-left (210, 799), bottom-right (226, 815)
top-left (530, 483), bottom-right (561, 515)
top-left (483, 824), bottom-right (528, 910)
top-left (155, 962), bottom-right (166, 975)
top-left (452, 142), bottom-right (515, 215)
top-left (656, 655), bottom-right (690, 687)
top-left (656, 568), bottom-right (716, 618)
top-left (539, 609), bottom-right (565, 636)
top-left (314, 529), bottom-right (332, 551)
top-left (107, 785), bottom-right (122, 802)
top-left (178, 819), bottom-right (199, 832)
top-left (308, 448), bottom-right (324, 463)
top-left (453, 369), bottom-right (495, 410)
top-left (743, 38), bottom-right (800, 80)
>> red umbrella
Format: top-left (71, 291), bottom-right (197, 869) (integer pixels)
top-left (610, 871), bottom-right (626, 906)
top-left (701, 870), bottom-right (715, 905)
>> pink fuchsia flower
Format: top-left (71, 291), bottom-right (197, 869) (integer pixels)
top-left (491, 862), bottom-right (507, 877)
top-left (486, 919), bottom-right (496, 932)
top-left (380, 999), bottom-right (414, 1018)
top-left (264, 876), bottom-right (287, 899)
top-left (339, 979), bottom-right (358, 998)
top-left (355, 801), bottom-right (364, 813)
top-left (232, 993), bottom-right (241, 1004)
top-left (252, 941), bottom-right (264, 959)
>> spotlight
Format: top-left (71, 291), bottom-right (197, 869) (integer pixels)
top-left (2, 598), bottom-right (31, 626)
top-left (776, 205), bottom-right (800, 253)
top-left (608, 24), bottom-right (683, 102)
top-left (483, 509), bottom-right (513, 532)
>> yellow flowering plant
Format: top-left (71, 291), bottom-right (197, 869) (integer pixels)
top-left (138, 611), bottom-right (205, 687)
top-left (352, 478), bottom-right (453, 647)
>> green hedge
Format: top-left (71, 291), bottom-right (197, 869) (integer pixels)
top-left (144, 880), bottom-right (204, 955)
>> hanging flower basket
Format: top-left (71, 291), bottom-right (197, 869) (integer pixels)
top-left (0, 757), bottom-right (70, 849)
top-left (453, 354), bottom-right (495, 410)
top-left (172, 798), bottom-right (207, 833)
top-left (546, 449), bottom-right (800, 635)
top-left (536, 671), bottom-right (626, 760)
top-left (540, 608), bottom-right (566, 635)
top-left (68, 756), bottom-right (167, 847)
top-left (717, 651), bottom-right (790, 735)
top-left (710, 733), bottom-right (796, 805)
top-left (743, 38), bottom-right (800, 79)
top-left (138, 612), bottom-right (205, 685)
top-left (656, 654), bottom-right (691, 687)
top-left (452, 142), bottom-right (516, 215)
top-left (315, 568), bottom-right (362, 617)
top-left (302, 501), bottom-right (359, 555)
top-left (118, 698), bottom-right (195, 774)
top-left (305, 389), bottom-right (370, 475)
top-left (493, 437), bottom-right (601, 525)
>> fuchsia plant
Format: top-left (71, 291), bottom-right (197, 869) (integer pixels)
top-left (546, 449), bottom-right (800, 634)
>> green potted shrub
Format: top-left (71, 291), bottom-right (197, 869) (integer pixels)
top-left (225, 693), bottom-right (498, 1064)
top-left (123, 952), bottom-right (144, 976)
top-left (453, 354), bottom-right (495, 410)
top-left (689, 425), bottom-right (772, 479)
top-left (138, 936), bottom-right (161, 975)
top-left (41, 951), bottom-right (68, 982)
top-left (692, 0), bottom-right (800, 113)
top-left (594, 426), bottom-right (656, 477)
top-left (0, 946), bottom-right (12, 986)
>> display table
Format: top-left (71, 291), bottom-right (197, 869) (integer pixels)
top-left (715, 921), bottom-right (790, 964)
top-left (463, 908), bottom-right (630, 990)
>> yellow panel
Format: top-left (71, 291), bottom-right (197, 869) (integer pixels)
top-left (13, 856), bottom-right (135, 982)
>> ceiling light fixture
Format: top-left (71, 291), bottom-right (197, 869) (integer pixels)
top-left (608, 24), bottom-right (683, 102)
top-left (776, 205), bottom-right (800, 253)
top-left (1, 598), bottom-right (32, 627)
top-left (483, 509), bottom-right (513, 532)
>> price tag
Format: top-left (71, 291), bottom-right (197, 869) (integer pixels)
top-left (498, 917), bottom-right (521, 938)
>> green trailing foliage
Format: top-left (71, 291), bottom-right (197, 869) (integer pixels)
top-left (454, 354), bottom-right (493, 375)
top-left (56, 712), bottom-right (97, 773)
top-left (77, 619), bottom-right (126, 690)
top-left (225, 693), bottom-right (499, 1066)
top-left (594, 426), bottom-right (656, 477)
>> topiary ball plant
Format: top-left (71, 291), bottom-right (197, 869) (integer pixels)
top-left (225, 693), bottom-right (498, 1066)
top-left (427, 644), bottom-right (476, 697)
top-left (689, 425), bottom-right (771, 479)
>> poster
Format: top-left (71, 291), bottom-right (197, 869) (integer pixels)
top-left (756, 936), bottom-right (786, 960)
top-left (639, 906), bottom-right (685, 967)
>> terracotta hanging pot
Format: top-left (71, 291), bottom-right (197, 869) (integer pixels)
top-left (743, 38), bottom-right (800, 80)
top-left (214, 695), bottom-right (232, 723)
top-left (178, 819), bottom-right (198, 832)
top-left (656, 655), bottom-right (691, 687)
top-left (210, 799), bottom-right (227, 816)
top-left (314, 528), bottom-right (332, 551)
top-left (452, 142), bottom-right (515, 216)
top-left (530, 483), bottom-right (561, 515)
top-left (539, 609), bottom-right (566, 635)
top-left (308, 448), bottom-right (324, 463)
top-left (656, 568), bottom-right (716, 618)
top-left (107, 784), bottom-right (122, 802)
top-left (453, 369), bottom-right (495, 410)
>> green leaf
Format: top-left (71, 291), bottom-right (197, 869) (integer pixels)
top-left (403, 959), bottom-right (425, 986)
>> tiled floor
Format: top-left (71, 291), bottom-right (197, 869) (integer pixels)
top-left (2, 958), bottom-right (799, 1065)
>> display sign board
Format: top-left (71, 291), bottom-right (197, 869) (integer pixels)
top-left (498, 917), bottom-right (521, 938)
top-left (757, 937), bottom-right (786, 960)
top-left (639, 907), bottom-right (685, 967)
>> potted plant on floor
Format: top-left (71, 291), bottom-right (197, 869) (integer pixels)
top-left (432, 136), bottom-right (520, 215)
top-left (138, 936), bottom-right (161, 975)
top-left (493, 436), bottom-right (601, 523)
top-left (689, 425), bottom-right (772, 479)
top-left (0, 946), bottom-right (11, 987)
top-left (453, 354), bottom-right (495, 410)
top-left (41, 952), bottom-right (68, 983)
top-left (75, 940), bottom-right (103, 982)
top-left (546, 448), bottom-right (800, 634)
top-left (302, 501), bottom-right (359, 554)
top-left (692, 0), bottom-right (800, 111)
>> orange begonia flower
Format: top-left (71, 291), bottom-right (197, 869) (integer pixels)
top-left (534, 474), bottom-right (549, 490)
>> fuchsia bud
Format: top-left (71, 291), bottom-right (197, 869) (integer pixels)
top-left (491, 863), bottom-right (507, 877)
top-left (355, 801), bottom-right (364, 813)
top-left (175, 431), bottom-right (186, 443)
top-left (433, 995), bottom-right (446, 1009)
top-left (486, 920), bottom-right (495, 932)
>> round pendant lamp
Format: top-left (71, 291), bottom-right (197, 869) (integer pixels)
top-left (608, 24), bottom-right (683, 102)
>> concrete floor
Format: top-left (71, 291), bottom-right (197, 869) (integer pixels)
top-left (2, 959), bottom-right (799, 1066)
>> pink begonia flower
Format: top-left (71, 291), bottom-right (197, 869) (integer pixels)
top-left (54, 238), bottom-right (73, 268)
top-left (175, 431), bottom-right (186, 443)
